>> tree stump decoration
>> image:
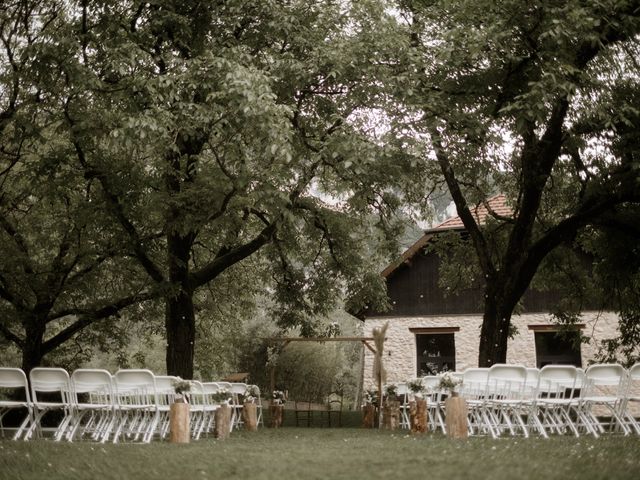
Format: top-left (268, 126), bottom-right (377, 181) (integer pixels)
top-left (269, 404), bottom-right (284, 428)
top-left (243, 402), bottom-right (258, 431)
top-left (214, 404), bottom-right (232, 439)
top-left (362, 404), bottom-right (377, 428)
top-left (382, 400), bottom-right (400, 430)
top-left (409, 398), bottom-right (428, 433)
top-left (445, 395), bottom-right (468, 439)
top-left (169, 400), bottom-right (190, 443)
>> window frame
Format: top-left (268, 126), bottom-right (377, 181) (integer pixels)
top-left (411, 327), bottom-right (459, 376)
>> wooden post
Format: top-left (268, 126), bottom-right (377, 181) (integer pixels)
top-left (214, 404), bottom-right (232, 439)
top-left (362, 404), bottom-right (377, 428)
top-left (243, 402), bottom-right (258, 431)
top-left (269, 403), bottom-right (284, 428)
top-left (409, 398), bottom-right (428, 433)
top-left (445, 395), bottom-right (468, 439)
top-left (169, 401), bottom-right (190, 443)
top-left (382, 400), bottom-right (400, 430)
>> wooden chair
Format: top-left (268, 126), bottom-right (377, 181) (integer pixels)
top-left (323, 391), bottom-right (343, 427)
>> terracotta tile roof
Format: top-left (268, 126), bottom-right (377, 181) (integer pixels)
top-left (381, 194), bottom-right (512, 278)
top-left (429, 194), bottom-right (511, 231)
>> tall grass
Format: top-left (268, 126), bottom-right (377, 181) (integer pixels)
top-left (1, 428), bottom-right (639, 480)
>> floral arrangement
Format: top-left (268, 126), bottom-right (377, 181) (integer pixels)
top-left (172, 378), bottom-right (192, 396)
top-left (210, 388), bottom-right (232, 405)
top-left (244, 385), bottom-right (260, 403)
top-left (438, 372), bottom-right (463, 393)
top-left (363, 389), bottom-right (379, 406)
top-left (272, 390), bottom-right (286, 405)
top-left (408, 378), bottom-right (425, 397)
top-left (384, 383), bottom-right (397, 398)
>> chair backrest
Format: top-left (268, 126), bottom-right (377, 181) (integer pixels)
top-left (461, 368), bottom-right (489, 396)
top-left (201, 382), bottom-right (222, 394)
top-left (0, 367), bottom-right (31, 402)
top-left (538, 365), bottom-right (577, 396)
top-left (627, 364), bottom-right (640, 400)
top-left (29, 367), bottom-right (71, 405)
top-left (487, 364), bottom-right (528, 397)
top-left (154, 375), bottom-right (180, 393)
top-left (70, 369), bottom-right (113, 403)
top-left (113, 369), bottom-right (157, 406)
top-left (230, 383), bottom-right (247, 395)
top-left (584, 363), bottom-right (627, 397)
top-left (216, 381), bottom-right (232, 391)
top-left (421, 375), bottom-right (440, 391)
top-left (525, 367), bottom-right (539, 386)
top-left (585, 364), bottom-right (627, 385)
top-left (463, 368), bottom-right (489, 384)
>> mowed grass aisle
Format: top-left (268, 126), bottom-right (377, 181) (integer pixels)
top-left (1, 429), bottom-right (639, 480)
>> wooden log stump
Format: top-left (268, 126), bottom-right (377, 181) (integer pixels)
top-left (409, 398), bottom-right (428, 434)
top-left (214, 404), bottom-right (232, 439)
top-left (243, 402), bottom-right (258, 431)
top-left (169, 401), bottom-right (190, 443)
top-left (362, 404), bottom-right (377, 428)
top-left (382, 400), bottom-right (400, 430)
top-left (445, 394), bottom-right (468, 439)
top-left (269, 404), bottom-right (284, 428)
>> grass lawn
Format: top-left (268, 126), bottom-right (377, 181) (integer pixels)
top-left (1, 428), bottom-right (639, 480)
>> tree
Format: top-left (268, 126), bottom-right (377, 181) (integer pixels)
top-left (395, 0), bottom-right (640, 366)
top-left (0, 0), bottom-right (163, 372)
top-left (28, 0), bottom-right (422, 378)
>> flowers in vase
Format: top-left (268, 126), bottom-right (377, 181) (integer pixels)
top-left (172, 379), bottom-right (192, 398)
top-left (407, 378), bottom-right (425, 398)
top-left (244, 385), bottom-right (260, 404)
top-left (272, 390), bottom-right (286, 405)
top-left (363, 389), bottom-right (379, 407)
top-left (438, 372), bottom-right (462, 394)
top-left (210, 388), bottom-right (232, 405)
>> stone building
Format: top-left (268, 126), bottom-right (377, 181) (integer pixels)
top-left (361, 195), bottom-right (619, 388)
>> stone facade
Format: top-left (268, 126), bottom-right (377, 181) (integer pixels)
top-left (362, 311), bottom-right (620, 388)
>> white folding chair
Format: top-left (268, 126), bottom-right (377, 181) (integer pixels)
top-left (525, 368), bottom-right (539, 389)
top-left (25, 368), bottom-right (73, 441)
top-left (422, 375), bottom-right (445, 433)
top-left (485, 364), bottom-right (534, 438)
top-left (229, 383), bottom-right (247, 430)
top-left (0, 367), bottom-right (33, 440)
top-left (198, 382), bottom-right (224, 438)
top-left (535, 365), bottom-right (580, 438)
top-left (151, 375), bottom-right (181, 439)
top-left (112, 369), bottom-right (159, 443)
top-left (622, 363), bottom-right (640, 434)
top-left (460, 368), bottom-right (491, 436)
top-left (68, 369), bottom-right (116, 442)
top-left (580, 364), bottom-right (629, 437)
top-left (394, 383), bottom-right (411, 429)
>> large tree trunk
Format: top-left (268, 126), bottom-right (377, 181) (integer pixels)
top-left (21, 319), bottom-right (46, 374)
top-left (165, 232), bottom-right (196, 379)
top-left (478, 285), bottom-right (515, 367)
top-left (165, 288), bottom-right (196, 378)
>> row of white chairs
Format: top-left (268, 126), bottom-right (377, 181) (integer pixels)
top-left (392, 363), bottom-right (640, 438)
top-left (0, 367), bottom-right (263, 442)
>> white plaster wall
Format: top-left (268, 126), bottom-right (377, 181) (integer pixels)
top-left (362, 311), bottom-right (620, 389)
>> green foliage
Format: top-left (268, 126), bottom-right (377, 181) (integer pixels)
top-left (0, 1), bottom-right (424, 374)
top-left (391, 0), bottom-right (640, 364)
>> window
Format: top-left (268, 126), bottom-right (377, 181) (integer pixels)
top-left (533, 331), bottom-right (582, 368)
top-left (414, 331), bottom-right (457, 376)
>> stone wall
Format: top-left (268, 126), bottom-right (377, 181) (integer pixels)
top-left (362, 311), bottom-right (620, 388)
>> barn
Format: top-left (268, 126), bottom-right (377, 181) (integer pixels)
top-left (360, 195), bottom-right (620, 387)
